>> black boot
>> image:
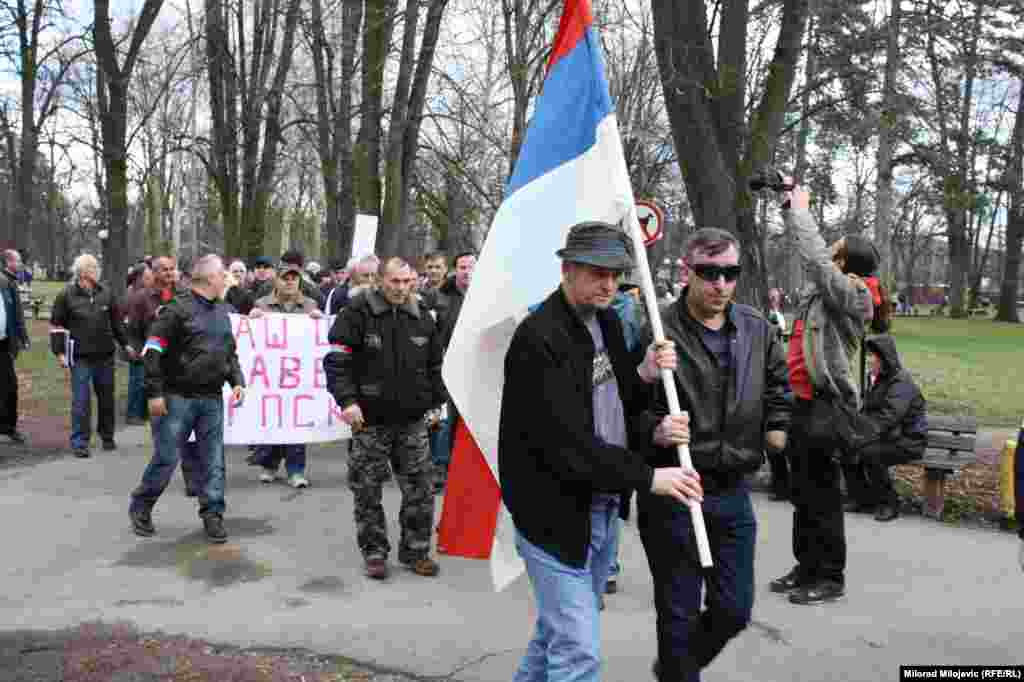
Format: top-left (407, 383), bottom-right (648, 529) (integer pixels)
top-left (874, 504), bottom-right (899, 522)
top-left (130, 507), bottom-right (155, 536)
top-left (202, 514), bottom-right (228, 544)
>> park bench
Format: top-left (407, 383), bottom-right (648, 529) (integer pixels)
top-left (911, 415), bottom-right (978, 519)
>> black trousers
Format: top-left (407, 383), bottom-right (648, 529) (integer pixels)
top-left (0, 339), bottom-right (17, 434)
top-left (845, 441), bottom-right (923, 508)
top-left (768, 451), bottom-right (790, 497)
top-left (789, 398), bottom-right (846, 584)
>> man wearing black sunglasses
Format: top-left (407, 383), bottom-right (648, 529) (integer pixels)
top-left (638, 227), bottom-right (791, 682)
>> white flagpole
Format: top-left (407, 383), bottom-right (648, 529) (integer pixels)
top-left (624, 202), bottom-right (714, 569)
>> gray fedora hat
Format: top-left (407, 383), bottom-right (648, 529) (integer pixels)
top-left (556, 221), bottom-right (634, 271)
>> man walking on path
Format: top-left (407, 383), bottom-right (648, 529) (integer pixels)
top-left (50, 254), bottom-right (136, 458)
top-left (0, 248), bottom-right (29, 444)
top-left (129, 255), bottom-right (245, 544)
top-left (324, 257), bottom-right (446, 580)
top-left (638, 228), bottom-right (790, 682)
top-left (499, 222), bottom-right (701, 682)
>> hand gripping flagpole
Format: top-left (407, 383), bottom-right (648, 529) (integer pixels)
top-left (624, 202), bottom-right (714, 569)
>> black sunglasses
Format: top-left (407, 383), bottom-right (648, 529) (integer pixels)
top-left (691, 263), bottom-right (742, 283)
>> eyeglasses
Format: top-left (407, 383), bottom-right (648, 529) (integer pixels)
top-left (691, 264), bottom-right (742, 283)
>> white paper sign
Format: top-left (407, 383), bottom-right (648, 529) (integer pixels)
top-left (352, 214), bottom-right (378, 259)
top-left (223, 313), bottom-right (351, 444)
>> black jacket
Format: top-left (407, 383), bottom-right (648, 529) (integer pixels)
top-left (143, 290), bottom-right (245, 399)
top-left (225, 285), bottom-right (254, 315)
top-left (435, 277), bottom-right (465, 353)
top-left (324, 282), bottom-right (350, 315)
top-left (646, 294), bottom-right (791, 478)
top-left (499, 288), bottom-right (658, 569)
top-left (862, 335), bottom-right (927, 453)
top-left (323, 289), bottom-right (445, 426)
top-left (49, 282), bottom-right (130, 358)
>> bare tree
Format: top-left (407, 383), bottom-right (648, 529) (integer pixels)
top-left (0, 0), bottom-right (85, 253)
top-left (651, 0), bottom-right (810, 305)
top-left (206, 0), bottom-right (303, 258)
top-left (93, 0), bottom-right (166, 286)
top-left (307, 0), bottom-right (361, 261)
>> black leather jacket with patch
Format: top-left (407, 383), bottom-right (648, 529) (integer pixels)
top-left (143, 290), bottom-right (245, 399)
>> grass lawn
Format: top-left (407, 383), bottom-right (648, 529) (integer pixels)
top-left (890, 316), bottom-right (1023, 427)
top-left (17, 318), bottom-right (131, 419)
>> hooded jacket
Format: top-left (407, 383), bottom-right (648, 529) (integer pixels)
top-left (862, 335), bottom-right (927, 452)
top-left (784, 208), bottom-right (875, 410)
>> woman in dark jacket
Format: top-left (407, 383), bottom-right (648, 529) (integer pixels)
top-left (845, 334), bottom-right (927, 522)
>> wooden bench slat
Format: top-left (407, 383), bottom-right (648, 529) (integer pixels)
top-left (926, 415), bottom-right (978, 434)
top-left (924, 433), bottom-right (977, 452)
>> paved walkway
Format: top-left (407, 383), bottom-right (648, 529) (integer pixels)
top-left (1, 425), bottom-right (1021, 681)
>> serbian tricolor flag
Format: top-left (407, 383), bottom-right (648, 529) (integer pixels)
top-left (439, 0), bottom-right (637, 591)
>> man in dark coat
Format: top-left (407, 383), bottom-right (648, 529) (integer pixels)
top-left (639, 228), bottom-right (791, 682)
top-left (499, 221), bottom-right (700, 681)
top-left (324, 256), bottom-right (446, 580)
top-left (0, 249), bottom-right (29, 444)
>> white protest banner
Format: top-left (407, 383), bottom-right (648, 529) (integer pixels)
top-left (223, 313), bottom-right (352, 444)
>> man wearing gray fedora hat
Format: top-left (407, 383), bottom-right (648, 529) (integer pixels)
top-left (499, 221), bottom-right (703, 682)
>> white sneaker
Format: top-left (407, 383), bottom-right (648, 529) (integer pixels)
top-left (289, 474), bottom-right (309, 489)
top-left (259, 468), bottom-right (277, 483)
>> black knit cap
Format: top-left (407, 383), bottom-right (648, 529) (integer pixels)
top-left (556, 221), bottom-right (633, 271)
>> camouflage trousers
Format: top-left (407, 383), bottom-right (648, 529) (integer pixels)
top-left (349, 420), bottom-right (435, 563)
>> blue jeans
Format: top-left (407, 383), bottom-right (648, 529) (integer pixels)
top-left (252, 444), bottom-right (307, 476)
top-left (126, 361), bottom-right (147, 420)
top-left (513, 495), bottom-right (620, 682)
top-left (70, 355), bottom-right (115, 450)
top-left (130, 395), bottom-right (226, 518)
top-left (638, 485), bottom-right (757, 682)
top-left (607, 514), bottom-right (622, 580)
top-left (429, 416), bottom-right (452, 468)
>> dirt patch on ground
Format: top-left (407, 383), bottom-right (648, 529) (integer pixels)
top-left (0, 622), bottom-right (428, 682)
top-left (892, 430), bottom-right (1017, 528)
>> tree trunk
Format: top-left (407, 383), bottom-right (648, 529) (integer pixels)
top-left (996, 76), bottom-right (1024, 323)
top-left (873, 0), bottom-right (901, 285)
top-left (353, 0), bottom-right (394, 220)
top-left (94, 0), bottom-right (165, 286)
top-left (380, 0), bottom-right (448, 259)
top-left (206, 0), bottom-right (241, 256)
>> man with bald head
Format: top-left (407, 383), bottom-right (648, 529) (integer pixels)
top-left (50, 253), bottom-right (135, 457)
top-left (0, 249), bottom-right (30, 444)
top-left (130, 254), bottom-right (245, 544)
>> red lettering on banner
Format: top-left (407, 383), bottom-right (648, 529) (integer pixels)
top-left (264, 316), bottom-right (288, 349)
top-left (313, 317), bottom-right (332, 346)
top-left (235, 316), bottom-right (256, 349)
top-left (226, 393), bottom-right (239, 425)
top-left (293, 394), bottom-right (314, 428)
top-left (327, 398), bottom-right (344, 426)
top-left (280, 356), bottom-right (301, 389)
top-left (261, 394), bottom-right (283, 428)
top-left (313, 356), bottom-right (326, 389)
top-left (249, 355), bottom-right (270, 388)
